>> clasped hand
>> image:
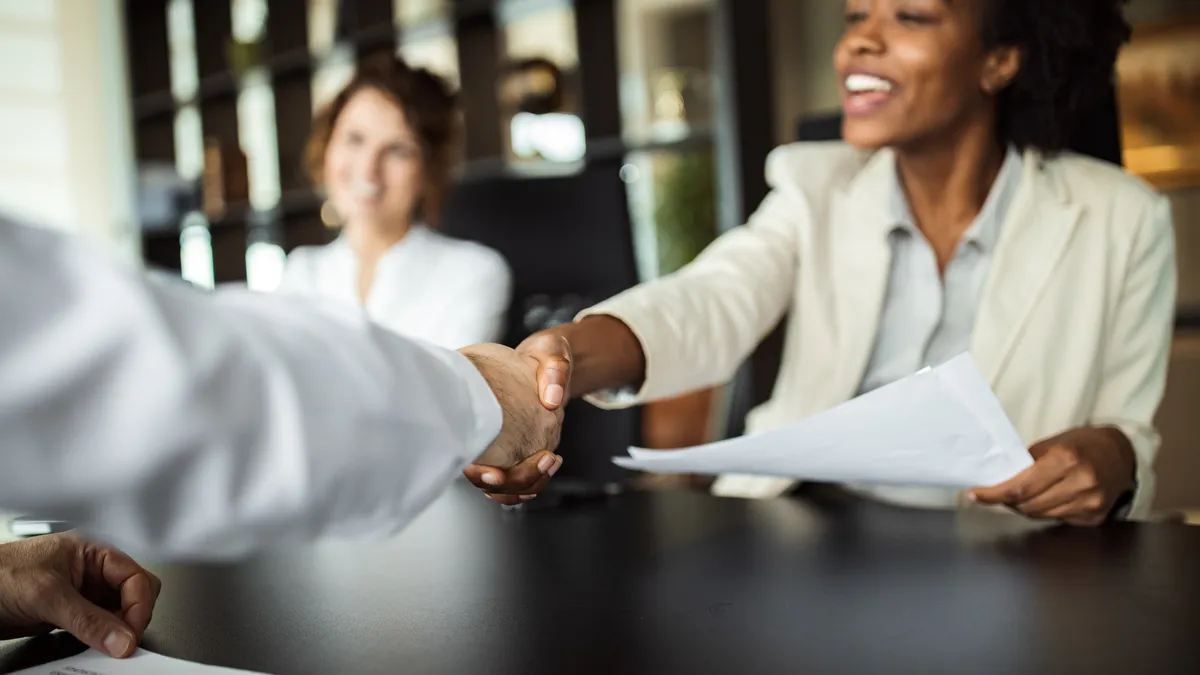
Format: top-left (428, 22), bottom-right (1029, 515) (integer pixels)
top-left (0, 533), bottom-right (161, 658)
top-left (458, 335), bottom-right (572, 504)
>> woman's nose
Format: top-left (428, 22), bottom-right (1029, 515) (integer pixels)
top-left (842, 16), bottom-right (885, 56)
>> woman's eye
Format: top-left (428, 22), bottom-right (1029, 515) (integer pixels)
top-left (896, 11), bottom-right (936, 25)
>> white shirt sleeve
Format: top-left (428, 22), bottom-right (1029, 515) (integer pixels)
top-left (0, 215), bottom-right (502, 560)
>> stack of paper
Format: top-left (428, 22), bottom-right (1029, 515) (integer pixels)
top-left (612, 353), bottom-right (1032, 488)
top-left (11, 649), bottom-right (268, 674)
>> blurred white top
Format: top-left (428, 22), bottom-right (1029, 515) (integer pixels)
top-left (0, 213), bottom-right (502, 560)
top-left (278, 226), bottom-right (512, 350)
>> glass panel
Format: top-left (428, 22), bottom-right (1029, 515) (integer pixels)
top-left (245, 240), bottom-right (287, 291)
top-left (167, 0), bottom-right (199, 102)
top-left (311, 44), bottom-right (357, 112)
top-left (499, 0), bottom-right (584, 164)
top-left (308, 0), bottom-right (338, 57)
top-left (180, 213), bottom-right (215, 289)
top-left (501, 0), bottom-right (578, 68)
top-left (231, 0), bottom-right (268, 43)
top-left (398, 34), bottom-right (460, 88)
top-left (174, 104), bottom-right (205, 180)
top-left (236, 67), bottom-right (282, 209)
top-left (394, 0), bottom-right (448, 29)
top-left (616, 0), bottom-right (715, 145)
top-left (623, 147), bottom-right (718, 281)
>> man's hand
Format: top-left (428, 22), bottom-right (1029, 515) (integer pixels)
top-left (0, 533), bottom-right (162, 658)
top-left (460, 342), bottom-right (564, 470)
top-left (968, 426), bottom-right (1137, 526)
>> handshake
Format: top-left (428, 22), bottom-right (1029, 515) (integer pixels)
top-left (458, 333), bottom-right (574, 505)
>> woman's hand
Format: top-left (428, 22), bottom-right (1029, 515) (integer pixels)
top-left (968, 426), bottom-right (1137, 526)
top-left (462, 450), bottom-right (563, 505)
top-left (0, 533), bottom-right (162, 658)
top-left (518, 332), bottom-right (574, 409)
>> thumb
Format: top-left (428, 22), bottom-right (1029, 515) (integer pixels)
top-left (44, 585), bottom-right (138, 658)
top-left (528, 335), bottom-right (572, 409)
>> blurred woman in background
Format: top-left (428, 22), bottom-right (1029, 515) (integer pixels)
top-left (473, 0), bottom-right (1176, 525)
top-left (278, 59), bottom-right (511, 349)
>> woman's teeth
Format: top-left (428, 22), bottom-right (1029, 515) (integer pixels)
top-left (845, 73), bottom-right (894, 93)
top-left (350, 183), bottom-right (381, 199)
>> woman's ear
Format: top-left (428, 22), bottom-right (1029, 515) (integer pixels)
top-left (982, 45), bottom-right (1022, 94)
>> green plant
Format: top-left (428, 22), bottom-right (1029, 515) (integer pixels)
top-left (652, 149), bottom-right (718, 275)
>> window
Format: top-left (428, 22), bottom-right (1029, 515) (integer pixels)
top-left (500, 0), bottom-right (585, 164)
top-left (236, 67), bottom-right (282, 210)
top-left (617, 0), bottom-right (715, 145)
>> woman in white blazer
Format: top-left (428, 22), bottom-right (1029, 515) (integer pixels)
top-left (277, 58), bottom-right (512, 350)
top-left (469, 0), bottom-right (1177, 523)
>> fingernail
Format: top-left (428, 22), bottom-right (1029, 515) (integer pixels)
top-left (548, 456), bottom-right (563, 477)
top-left (482, 472), bottom-right (503, 486)
top-left (104, 631), bottom-right (134, 658)
top-left (966, 492), bottom-right (978, 503)
top-left (544, 384), bottom-right (564, 407)
top-left (520, 494), bottom-right (536, 501)
top-left (537, 454), bottom-right (556, 473)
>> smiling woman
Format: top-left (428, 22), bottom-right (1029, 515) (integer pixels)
top-left (476, 0), bottom-right (1180, 526)
top-left (275, 58), bottom-right (513, 351)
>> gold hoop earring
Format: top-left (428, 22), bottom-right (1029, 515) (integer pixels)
top-left (320, 200), bottom-right (343, 229)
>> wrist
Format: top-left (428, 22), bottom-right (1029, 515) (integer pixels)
top-left (1094, 425), bottom-right (1137, 521)
top-left (555, 315), bottom-right (646, 396)
top-left (1097, 425), bottom-right (1137, 490)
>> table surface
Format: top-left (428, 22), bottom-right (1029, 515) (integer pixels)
top-left (3, 482), bottom-right (1200, 675)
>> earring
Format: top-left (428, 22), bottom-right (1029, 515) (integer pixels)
top-left (320, 200), bottom-right (342, 228)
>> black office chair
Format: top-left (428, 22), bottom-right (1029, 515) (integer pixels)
top-left (441, 157), bottom-right (642, 486)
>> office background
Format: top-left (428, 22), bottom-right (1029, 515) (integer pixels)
top-left (1, 0), bottom-right (1198, 519)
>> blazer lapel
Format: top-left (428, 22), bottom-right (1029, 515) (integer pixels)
top-left (829, 150), bottom-right (895, 402)
top-left (972, 151), bottom-right (1083, 382)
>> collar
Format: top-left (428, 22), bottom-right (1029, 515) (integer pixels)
top-left (884, 145), bottom-right (1023, 253)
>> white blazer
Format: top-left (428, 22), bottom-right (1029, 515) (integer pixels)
top-left (278, 226), bottom-right (512, 350)
top-left (583, 142), bottom-right (1176, 519)
top-left (0, 215), bottom-right (502, 560)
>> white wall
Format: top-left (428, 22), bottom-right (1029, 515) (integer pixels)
top-left (0, 0), bottom-right (138, 260)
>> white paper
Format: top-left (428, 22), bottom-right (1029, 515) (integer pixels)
top-left (613, 353), bottom-right (1033, 488)
top-left (10, 649), bottom-right (268, 675)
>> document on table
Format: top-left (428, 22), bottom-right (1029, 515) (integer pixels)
top-left (613, 353), bottom-right (1033, 488)
top-left (10, 649), bottom-right (269, 675)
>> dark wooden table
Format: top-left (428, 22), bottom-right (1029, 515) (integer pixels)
top-left (3, 482), bottom-right (1200, 674)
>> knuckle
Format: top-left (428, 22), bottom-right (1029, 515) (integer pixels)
top-left (67, 604), bottom-right (104, 637)
top-left (1059, 449), bottom-right (1081, 470)
top-left (1078, 467), bottom-right (1099, 488)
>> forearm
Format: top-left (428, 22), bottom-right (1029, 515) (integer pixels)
top-left (550, 315), bottom-right (646, 398)
top-left (0, 217), bottom-right (502, 559)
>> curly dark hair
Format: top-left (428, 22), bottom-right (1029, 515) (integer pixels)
top-left (306, 58), bottom-right (459, 227)
top-left (981, 0), bottom-right (1132, 154)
